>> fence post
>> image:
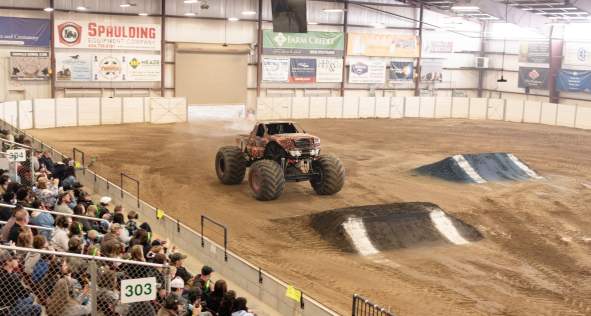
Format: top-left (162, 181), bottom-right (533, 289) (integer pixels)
top-left (90, 260), bottom-right (98, 316)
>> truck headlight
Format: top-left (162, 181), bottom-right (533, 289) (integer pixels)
top-left (310, 149), bottom-right (320, 156)
top-left (289, 150), bottom-right (302, 157)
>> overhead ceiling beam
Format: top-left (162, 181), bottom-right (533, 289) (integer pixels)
top-left (455, 0), bottom-right (550, 28)
top-left (572, 0), bottom-right (591, 14)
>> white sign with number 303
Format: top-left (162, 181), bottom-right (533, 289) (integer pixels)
top-left (120, 277), bottom-right (157, 304)
top-left (6, 149), bottom-right (27, 162)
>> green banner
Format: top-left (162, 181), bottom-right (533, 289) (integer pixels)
top-left (263, 30), bottom-right (344, 57)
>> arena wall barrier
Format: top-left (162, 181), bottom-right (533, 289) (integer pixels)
top-left (0, 121), bottom-right (340, 316)
top-left (0, 97), bottom-right (187, 129)
top-left (256, 96), bottom-right (591, 131)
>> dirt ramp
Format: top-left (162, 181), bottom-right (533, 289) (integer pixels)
top-left (310, 203), bottom-right (482, 255)
top-left (416, 153), bottom-right (543, 183)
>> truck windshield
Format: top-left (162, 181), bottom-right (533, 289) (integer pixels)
top-left (266, 123), bottom-right (300, 135)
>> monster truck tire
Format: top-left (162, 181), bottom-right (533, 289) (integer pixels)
top-left (215, 146), bottom-right (246, 185)
top-left (248, 160), bottom-right (285, 201)
top-left (310, 155), bottom-right (345, 195)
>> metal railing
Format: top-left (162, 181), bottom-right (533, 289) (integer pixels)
top-left (352, 294), bottom-right (395, 316)
top-left (121, 172), bottom-right (140, 208)
top-left (0, 220), bottom-right (53, 231)
top-left (0, 244), bottom-right (171, 316)
top-left (201, 215), bottom-right (228, 262)
top-left (73, 147), bottom-right (85, 174)
top-left (0, 202), bottom-right (106, 223)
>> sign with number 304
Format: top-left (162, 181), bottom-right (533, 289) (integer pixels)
top-left (120, 277), bottom-right (156, 304)
top-left (6, 149), bottom-right (27, 162)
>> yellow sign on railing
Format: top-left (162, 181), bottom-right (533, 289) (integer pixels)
top-left (286, 285), bottom-right (302, 302)
top-left (156, 209), bottom-right (165, 220)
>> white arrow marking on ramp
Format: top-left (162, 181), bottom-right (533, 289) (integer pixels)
top-left (342, 217), bottom-right (379, 256)
top-left (452, 155), bottom-right (487, 184)
top-left (429, 210), bottom-right (470, 245)
top-left (507, 153), bottom-right (543, 179)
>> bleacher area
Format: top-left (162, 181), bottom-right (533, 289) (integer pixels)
top-left (0, 128), bottom-right (256, 316)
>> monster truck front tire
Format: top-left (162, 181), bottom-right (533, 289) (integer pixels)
top-left (215, 146), bottom-right (246, 185)
top-left (310, 155), bottom-right (345, 195)
top-left (248, 160), bottom-right (285, 201)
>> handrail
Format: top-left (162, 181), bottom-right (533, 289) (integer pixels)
top-left (73, 147), bottom-right (85, 174)
top-left (0, 137), bottom-right (31, 149)
top-left (352, 294), bottom-right (395, 316)
top-left (121, 172), bottom-right (140, 208)
top-left (0, 202), bottom-right (107, 223)
top-left (0, 244), bottom-right (168, 268)
top-left (201, 215), bottom-right (228, 262)
top-left (0, 220), bottom-right (53, 231)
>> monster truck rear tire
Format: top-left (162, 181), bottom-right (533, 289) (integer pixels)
top-left (248, 160), bottom-right (285, 201)
top-left (215, 146), bottom-right (246, 185)
top-left (310, 155), bottom-right (345, 195)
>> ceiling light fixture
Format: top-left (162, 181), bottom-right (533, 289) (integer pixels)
top-left (323, 8), bottom-right (344, 13)
top-left (76, 6), bottom-right (88, 11)
top-left (242, 10), bottom-right (256, 15)
top-left (120, 3), bottom-right (131, 8)
top-left (184, 12), bottom-right (196, 16)
top-left (184, 0), bottom-right (198, 3)
top-left (138, 12), bottom-right (148, 16)
top-left (43, 7), bottom-right (54, 12)
top-left (308, 22), bottom-right (319, 25)
top-left (228, 17), bottom-right (239, 22)
top-left (372, 23), bottom-right (386, 29)
top-left (451, 6), bottom-right (480, 11)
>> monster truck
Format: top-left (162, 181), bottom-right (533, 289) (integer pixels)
top-left (215, 121), bottom-right (345, 201)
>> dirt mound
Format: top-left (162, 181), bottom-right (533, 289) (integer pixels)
top-left (416, 153), bottom-right (542, 183)
top-left (310, 203), bottom-right (482, 255)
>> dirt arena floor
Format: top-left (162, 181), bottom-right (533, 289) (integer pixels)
top-left (30, 118), bottom-right (591, 316)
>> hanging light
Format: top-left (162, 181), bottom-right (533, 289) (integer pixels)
top-left (497, 0), bottom-right (509, 83)
top-left (43, 7), bottom-right (54, 12)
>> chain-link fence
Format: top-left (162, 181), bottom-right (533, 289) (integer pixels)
top-left (0, 245), bottom-right (170, 316)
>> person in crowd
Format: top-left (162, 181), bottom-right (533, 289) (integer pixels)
top-left (231, 297), bottom-right (255, 316)
top-left (126, 210), bottom-right (140, 237)
top-left (1, 204), bottom-right (27, 242)
top-left (0, 191), bottom-right (16, 221)
top-left (185, 286), bottom-right (214, 316)
top-left (112, 213), bottom-right (131, 244)
top-left (171, 276), bottom-right (188, 314)
top-left (170, 252), bottom-right (192, 284)
top-left (68, 237), bottom-right (83, 254)
top-left (0, 250), bottom-right (42, 315)
top-left (54, 191), bottom-right (74, 215)
top-left (217, 290), bottom-right (237, 316)
top-left (51, 215), bottom-right (71, 252)
top-left (101, 223), bottom-right (123, 248)
top-left (8, 207), bottom-right (30, 243)
top-left (0, 174), bottom-right (10, 196)
top-left (29, 200), bottom-right (55, 240)
top-left (158, 293), bottom-right (183, 316)
top-left (193, 265), bottom-right (214, 301)
top-left (101, 239), bottom-right (124, 259)
top-left (97, 196), bottom-right (112, 219)
top-left (98, 269), bottom-right (126, 315)
top-left (87, 244), bottom-right (101, 257)
top-left (39, 151), bottom-right (55, 174)
top-left (76, 190), bottom-right (93, 210)
top-left (130, 228), bottom-right (152, 256)
top-left (16, 230), bottom-right (33, 248)
top-left (16, 187), bottom-right (32, 206)
top-left (35, 177), bottom-right (59, 209)
top-left (46, 277), bottom-right (91, 316)
top-left (24, 235), bottom-right (47, 275)
top-left (207, 279), bottom-right (228, 312)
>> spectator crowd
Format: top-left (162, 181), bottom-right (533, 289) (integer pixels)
top-left (0, 131), bottom-right (256, 316)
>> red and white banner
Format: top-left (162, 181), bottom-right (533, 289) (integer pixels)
top-left (54, 18), bottom-right (160, 51)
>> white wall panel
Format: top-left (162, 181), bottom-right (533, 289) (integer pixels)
top-left (419, 97), bottom-right (435, 118)
top-left (358, 97), bottom-right (376, 118)
top-left (487, 99), bottom-right (505, 120)
top-left (469, 98), bottom-right (487, 120)
top-left (4, 101), bottom-right (18, 126)
top-left (390, 97), bottom-right (405, 119)
top-left (78, 98), bottom-right (101, 126)
top-left (556, 104), bottom-right (576, 127)
top-left (435, 97), bottom-right (452, 118)
top-left (575, 105), bottom-right (591, 129)
top-left (123, 98), bottom-right (145, 123)
top-left (451, 97), bottom-right (469, 118)
top-left (405, 97), bottom-right (420, 118)
top-left (150, 97), bottom-right (187, 124)
top-left (101, 98), bottom-right (123, 125)
top-left (256, 97), bottom-right (273, 120)
top-left (33, 99), bottom-right (55, 129)
top-left (56, 98), bottom-right (77, 127)
top-left (505, 99), bottom-right (524, 122)
top-left (343, 96), bottom-right (359, 119)
top-left (271, 97), bottom-right (291, 119)
top-left (523, 101), bottom-right (542, 124)
top-left (309, 97), bottom-right (327, 119)
top-left (291, 97), bottom-right (310, 119)
top-left (540, 103), bottom-right (557, 125)
top-left (375, 97), bottom-right (390, 118)
top-left (18, 100), bottom-right (33, 129)
top-left (326, 97), bottom-right (343, 118)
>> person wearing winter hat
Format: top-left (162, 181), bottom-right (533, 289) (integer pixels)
top-left (97, 196), bottom-right (112, 219)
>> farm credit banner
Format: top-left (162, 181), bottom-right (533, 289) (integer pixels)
top-left (347, 33), bottom-right (419, 58)
top-left (263, 31), bottom-right (344, 56)
top-left (0, 17), bottom-right (50, 47)
top-left (55, 18), bottom-right (161, 50)
top-left (56, 53), bottom-right (160, 81)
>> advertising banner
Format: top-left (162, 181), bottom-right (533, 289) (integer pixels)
top-left (56, 53), bottom-right (93, 81)
top-left (316, 58), bottom-right (343, 83)
top-left (262, 57), bottom-right (290, 82)
top-left (55, 18), bottom-right (161, 50)
top-left (388, 61), bottom-right (414, 81)
top-left (9, 52), bottom-right (50, 80)
top-left (0, 17), bottom-right (50, 47)
top-left (93, 54), bottom-right (161, 81)
top-left (557, 70), bottom-right (591, 93)
top-left (519, 41), bottom-right (550, 64)
top-left (564, 42), bottom-right (591, 67)
top-left (349, 59), bottom-right (386, 84)
top-left (124, 54), bottom-right (161, 81)
top-left (424, 40), bottom-right (454, 53)
top-left (263, 31), bottom-right (344, 56)
top-left (420, 59), bottom-right (443, 82)
top-left (289, 58), bottom-right (316, 83)
top-left (347, 33), bottom-right (419, 57)
top-left (518, 67), bottom-right (549, 89)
